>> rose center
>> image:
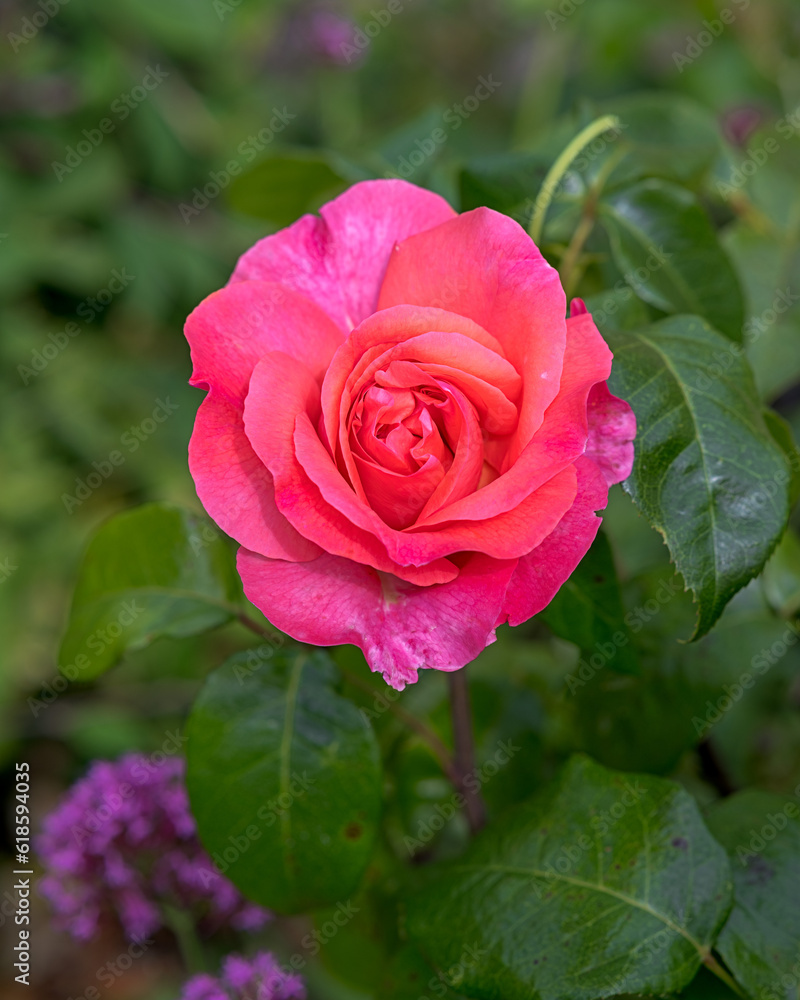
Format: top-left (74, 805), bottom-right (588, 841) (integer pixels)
top-left (346, 359), bottom-right (473, 529)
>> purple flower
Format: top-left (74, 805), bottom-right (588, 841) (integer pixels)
top-left (35, 753), bottom-right (270, 942)
top-left (180, 952), bottom-right (306, 1000)
top-left (308, 10), bottom-right (361, 65)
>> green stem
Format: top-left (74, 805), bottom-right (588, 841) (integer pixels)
top-left (340, 666), bottom-right (459, 787)
top-left (162, 904), bottom-right (207, 975)
top-left (528, 114), bottom-right (621, 244)
top-left (448, 668), bottom-right (486, 834)
top-left (558, 207), bottom-right (597, 300)
top-left (235, 609), bottom-right (278, 641)
top-left (703, 953), bottom-right (747, 998)
top-left (558, 141), bottom-right (630, 296)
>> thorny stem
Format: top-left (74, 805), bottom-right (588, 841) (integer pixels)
top-left (448, 668), bottom-right (486, 834)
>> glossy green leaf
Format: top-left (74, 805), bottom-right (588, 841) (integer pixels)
top-left (607, 316), bottom-right (790, 639)
top-left (540, 530), bottom-right (640, 676)
top-left (186, 648), bottom-right (382, 913)
top-left (707, 790), bottom-right (800, 1000)
top-left (406, 755), bottom-right (732, 1000)
top-left (59, 503), bottom-right (240, 681)
top-left (228, 151), bottom-right (351, 227)
top-left (600, 93), bottom-right (722, 189)
top-left (599, 180), bottom-right (745, 341)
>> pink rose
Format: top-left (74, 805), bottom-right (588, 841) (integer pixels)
top-left (185, 180), bottom-right (635, 689)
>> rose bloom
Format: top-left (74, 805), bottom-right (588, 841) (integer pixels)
top-left (185, 180), bottom-right (635, 689)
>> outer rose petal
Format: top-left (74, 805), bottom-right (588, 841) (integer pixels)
top-left (189, 394), bottom-right (321, 562)
top-left (377, 207), bottom-right (566, 464)
top-left (237, 549), bottom-right (518, 690)
top-left (186, 281), bottom-right (344, 407)
top-left (499, 456), bottom-right (609, 627)
top-left (586, 382), bottom-right (637, 485)
top-left (499, 388), bottom-right (634, 625)
top-left (230, 180), bottom-right (457, 332)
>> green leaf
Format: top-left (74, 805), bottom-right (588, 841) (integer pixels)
top-left (600, 93), bottom-right (722, 189)
top-left (570, 575), bottom-right (793, 775)
top-left (459, 151), bottom-right (549, 218)
top-left (186, 648), bottom-right (382, 913)
top-left (380, 945), bottom-right (467, 999)
top-left (599, 179), bottom-right (745, 341)
top-left (59, 503), bottom-right (240, 681)
top-left (540, 530), bottom-right (640, 676)
top-left (763, 409), bottom-right (800, 508)
top-left (405, 755), bottom-right (732, 1000)
top-left (707, 790), bottom-right (800, 1000)
top-left (583, 286), bottom-right (650, 335)
top-left (762, 529), bottom-right (800, 620)
top-left (227, 150), bottom-right (352, 227)
top-left (607, 316), bottom-right (790, 639)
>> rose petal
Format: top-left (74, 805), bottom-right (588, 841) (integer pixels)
top-left (186, 281), bottom-right (344, 406)
top-left (296, 405), bottom-right (578, 562)
top-left (237, 549), bottom-right (517, 690)
top-left (189, 394), bottom-right (322, 562)
top-left (499, 456), bottom-right (609, 626)
top-left (377, 207), bottom-right (566, 462)
top-left (230, 180), bottom-right (457, 332)
top-left (415, 306), bottom-right (613, 527)
top-left (320, 304), bottom-right (517, 463)
top-left (243, 351), bottom-right (458, 586)
top-left (586, 382), bottom-right (636, 485)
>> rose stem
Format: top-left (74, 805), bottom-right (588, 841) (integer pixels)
top-left (448, 669), bottom-right (487, 834)
top-left (234, 611), bottom-right (460, 788)
top-left (338, 666), bottom-right (460, 788)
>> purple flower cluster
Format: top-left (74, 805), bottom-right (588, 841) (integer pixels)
top-left (181, 952), bottom-right (305, 1000)
top-left (36, 753), bottom-right (270, 941)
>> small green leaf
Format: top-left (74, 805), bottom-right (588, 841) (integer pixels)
top-left (607, 316), bottom-right (790, 639)
top-left (59, 503), bottom-right (239, 681)
top-left (707, 790), bottom-right (800, 1000)
top-left (228, 150), bottom-right (352, 227)
top-left (186, 648), bottom-right (382, 913)
top-left (540, 530), bottom-right (640, 676)
top-left (406, 755), bottom-right (732, 1000)
top-left (599, 179), bottom-right (745, 341)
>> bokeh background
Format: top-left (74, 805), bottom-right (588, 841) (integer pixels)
top-left (3, 0), bottom-right (800, 997)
